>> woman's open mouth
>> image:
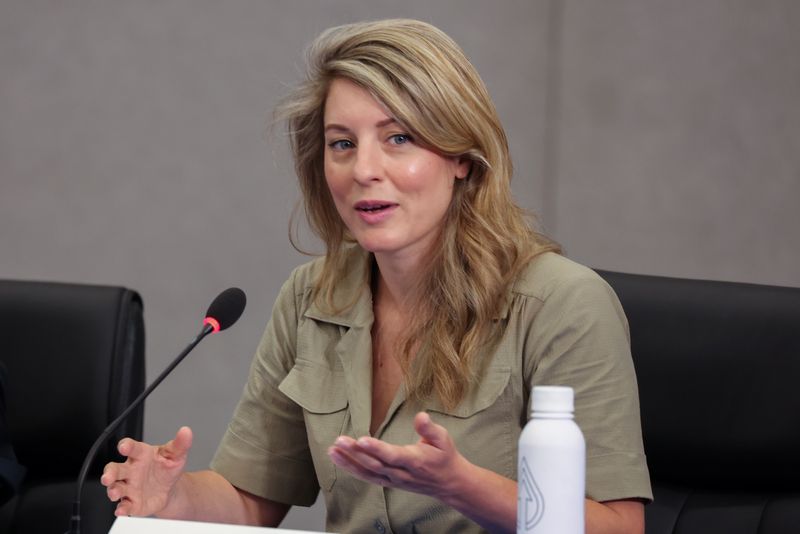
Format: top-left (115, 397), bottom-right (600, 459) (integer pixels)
top-left (354, 200), bottom-right (398, 223)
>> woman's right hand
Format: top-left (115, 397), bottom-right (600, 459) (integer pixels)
top-left (101, 426), bottom-right (193, 517)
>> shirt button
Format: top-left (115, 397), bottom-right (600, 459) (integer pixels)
top-left (374, 519), bottom-right (386, 533)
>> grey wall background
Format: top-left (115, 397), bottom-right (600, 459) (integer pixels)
top-left (1, 1), bottom-right (798, 530)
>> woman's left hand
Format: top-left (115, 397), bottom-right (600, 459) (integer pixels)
top-left (327, 411), bottom-right (467, 500)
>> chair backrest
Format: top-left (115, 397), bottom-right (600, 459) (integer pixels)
top-left (0, 280), bottom-right (146, 534)
top-left (597, 270), bottom-right (800, 534)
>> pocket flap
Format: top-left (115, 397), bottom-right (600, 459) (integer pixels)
top-left (426, 366), bottom-right (511, 418)
top-left (278, 359), bottom-right (349, 414)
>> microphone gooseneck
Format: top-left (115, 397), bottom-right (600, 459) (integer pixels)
top-left (67, 287), bottom-right (246, 534)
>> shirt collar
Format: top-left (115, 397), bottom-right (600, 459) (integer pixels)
top-left (303, 246), bottom-right (515, 325)
top-left (495, 291), bottom-right (512, 321)
top-left (303, 247), bottom-right (374, 329)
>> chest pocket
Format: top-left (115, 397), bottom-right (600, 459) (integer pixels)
top-left (426, 366), bottom-right (517, 478)
top-left (279, 358), bottom-right (349, 491)
top-left (426, 366), bottom-right (512, 417)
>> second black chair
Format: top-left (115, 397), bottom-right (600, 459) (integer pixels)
top-left (598, 270), bottom-right (800, 534)
top-left (0, 280), bottom-right (146, 534)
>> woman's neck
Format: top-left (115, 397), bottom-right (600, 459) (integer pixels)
top-left (372, 251), bottom-right (425, 313)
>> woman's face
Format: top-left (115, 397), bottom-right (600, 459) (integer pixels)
top-left (323, 78), bottom-right (469, 266)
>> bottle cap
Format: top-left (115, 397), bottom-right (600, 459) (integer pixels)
top-left (532, 385), bottom-right (574, 414)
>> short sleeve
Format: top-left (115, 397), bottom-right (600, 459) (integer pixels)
top-left (522, 273), bottom-right (653, 503)
top-left (210, 269), bottom-right (320, 506)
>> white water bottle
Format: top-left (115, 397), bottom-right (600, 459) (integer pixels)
top-left (517, 386), bottom-right (585, 534)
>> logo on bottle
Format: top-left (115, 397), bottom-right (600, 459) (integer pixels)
top-left (518, 456), bottom-right (545, 530)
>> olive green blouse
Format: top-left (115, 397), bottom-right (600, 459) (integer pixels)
top-left (211, 249), bottom-right (652, 533)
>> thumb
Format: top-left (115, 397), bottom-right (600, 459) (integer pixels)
top-left (413, 412), bottom-right (449, 450)
top-left (160, 426), bottom-right (193, 460)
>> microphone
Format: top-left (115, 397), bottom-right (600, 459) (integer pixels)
top-left (66, 287), bottom-right (246, 534)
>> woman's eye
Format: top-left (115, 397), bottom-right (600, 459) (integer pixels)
top-left (388, 133), bottom-right (412, 145)
top-left (328, 139), bottom-right (354, 151)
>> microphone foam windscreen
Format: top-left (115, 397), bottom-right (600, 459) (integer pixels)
top-left (205, 287), bottom-right (246, 331)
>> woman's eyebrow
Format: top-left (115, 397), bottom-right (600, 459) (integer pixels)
top-left (375, 118), bottom-right (397, 128)
top-left (324, 118), bottom-right (399, 134)
top-left (324, 123), bottom-right (350, 134)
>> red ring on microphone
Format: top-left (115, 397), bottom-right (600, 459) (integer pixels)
top-left (203, 317), bottom-right (221, 334)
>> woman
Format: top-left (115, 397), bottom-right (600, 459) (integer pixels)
top-left (102, 19), bottom-right (651, 533)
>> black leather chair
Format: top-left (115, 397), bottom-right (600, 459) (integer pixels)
top-left (597, 270), bottom-right (800, 534)
top-left (0, 280), bottom-right (145, 534)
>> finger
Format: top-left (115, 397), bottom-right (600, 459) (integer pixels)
top-left (328, 446), bottom-right (394, 487)
top-left (352, 436), bottom-right (413, 469)
top-left (332, 435), bottom-right (358, 448)
top-left (160, 426), bottom-right (193, 460)
top-left (102, 462), bottom-right (134, 495)
top-left (331, 438), bottom-right (389, 472)
top-left (106, 480), bottom-right (127, 502)
top-left (117, 438), bottom-right (148, 460)
top-left (331, 444), bottom-right (418, 489)
top-left (334, 438), bottom-right (421, 485)
top-left (101, 463), bottom-right (121, 486)
top-left (413, 412), bottom-right (450, 449)
top-left (333, 434), bottom-right (410, 469)
top-left (114, 497), bottom-right (134, 517)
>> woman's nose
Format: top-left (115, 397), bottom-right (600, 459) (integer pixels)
top-left (352, 141), bottom-right (382, 184)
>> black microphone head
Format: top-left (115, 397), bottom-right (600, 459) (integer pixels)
top-left (204, 287), bottom-right (246, 333)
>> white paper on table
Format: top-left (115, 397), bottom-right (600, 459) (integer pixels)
top-left (109, 516), bottom-right (328, 534)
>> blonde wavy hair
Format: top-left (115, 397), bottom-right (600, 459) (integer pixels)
top-left (278, 19), bottom-right (560, 410)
